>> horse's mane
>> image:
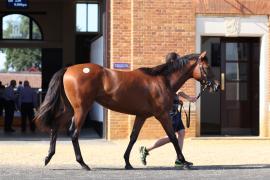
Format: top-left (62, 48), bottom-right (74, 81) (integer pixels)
top-left (139, 53), bottom-right (200, 76)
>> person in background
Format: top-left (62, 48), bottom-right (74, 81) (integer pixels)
top-left (4, 80), bottom-right (17, 133)
top-left (19, 80), bottom-right (37, 132)
top-left (15, 81), bottom-right (24, 110)
top-left (17, 81), bottom-right (23, 93)
top-left (0, 81), bottom-right (5, 117)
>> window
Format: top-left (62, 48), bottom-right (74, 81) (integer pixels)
top-left (0, 48), bottom-right (41, 73)
top-left (32, 21), bottom-right (42, 39)
top-left (76, 3), bottom-right (99, 32)
top-left (2, 14), bottom-right (42, 40)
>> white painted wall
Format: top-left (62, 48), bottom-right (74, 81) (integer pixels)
top-left (91, 36), bottom-right (104, 66)
top-left (196, 16), bottom-right (269, 136)
top-left (90, 36), bottom-right (104, 122)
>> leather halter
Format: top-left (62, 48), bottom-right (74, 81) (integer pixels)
top-left (181, 60), bottom-right (212, 128)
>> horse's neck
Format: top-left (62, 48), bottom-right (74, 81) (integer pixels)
top-left (168, 65), bottom-right (194, 92)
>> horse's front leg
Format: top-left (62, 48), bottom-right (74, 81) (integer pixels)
top-left (124, 116), bottom-right (146, 169)
top-left (45, 128), bottom-right (58, 166)
top-left (70, 116), bottom-right (91, 171)
top-left (157, 113), bottom-right (191, 169)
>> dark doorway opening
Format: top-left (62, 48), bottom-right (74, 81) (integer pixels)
top-left (42, 48), bottom-right (62, 91)
top-left (74, 0), bottom-right (107, 138)
top-left (75, 34), bottom-right (100, 64)
top-left (201, 37), bottom-right (260, 136)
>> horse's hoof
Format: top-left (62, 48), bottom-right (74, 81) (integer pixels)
top-left (175, 164), bottom-right (192, 170)
top-left (175, 161), bottom-right (193, 170)
top-left (44, 156), bottom-right (51, 166)
top-left (182, 164), bottom-right (192, 170)
top-left (125, 164), bottom-right (134, 170)
top-left (82, 164), bottom-right (91, 171)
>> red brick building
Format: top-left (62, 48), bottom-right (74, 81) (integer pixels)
top-left (107, 0), bottom-right (270, 139)
top-left (108, 0), bottom-right (197, 139)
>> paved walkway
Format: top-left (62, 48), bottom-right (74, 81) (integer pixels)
top-left (1, 138), bottom-right (270, 167)
top-left (1, 138), bottom-right (270, 179)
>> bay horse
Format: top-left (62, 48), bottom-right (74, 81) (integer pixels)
top-left (34, 51), bottom-right (219, 170)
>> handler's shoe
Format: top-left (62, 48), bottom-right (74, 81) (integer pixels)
top-left (175, 160), bottom-right (193, 169)
top-left (139, 146), bottom-right (149, 166)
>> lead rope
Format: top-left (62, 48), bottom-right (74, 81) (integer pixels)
top-left (181, 84), bottom-right (209, 128)
top-left (181, 60), bottom-right (210, 128)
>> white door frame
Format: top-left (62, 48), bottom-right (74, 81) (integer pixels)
top-left (195, 15), bottom-right (269, 137)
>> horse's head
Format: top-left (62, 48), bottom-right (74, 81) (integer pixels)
top-left (192, 51), bottom-right (219, 92)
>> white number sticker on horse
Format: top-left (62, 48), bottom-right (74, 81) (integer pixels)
top-left (83, 67), bottom-right (90, 73)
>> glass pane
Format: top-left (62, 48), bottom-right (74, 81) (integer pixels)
top-left (87, 4), bottom-right (98, 32)
top-left (226, 82), bottom-right (247, 100)
top-left (226, 42), bottom-right (249, 61)
top-left (237, 43), bottom-right (249, 61)
top-left (32, 21), bottom-right (42, 40)
top-left (76, 4), bottom-right (87, 32)
top-left (3, 14), bottom-right (30, 39)
top-left (0, 48), bottom-right (41, 72)
top-left (226, 62), bottom-right (247, 81)
top-left (211, 43), bottom-right (221, 67)
top-left (226, 43), bottom-right (238, 61)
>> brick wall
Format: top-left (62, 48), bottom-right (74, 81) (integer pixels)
top-left (108, 0), bottom-right (270, 139)
top-left (108, 0), bottom-right (132, 139)
top-left (132, 0), bottom-right (195, 138)
top-left (264, 16), bottom-right (270, 137)
top-left (195, 0), bottom-right (270, 15)
top-left (109, 0), bottom-right (196, 139)
top-left (0, 72), bottom-right (41, 88)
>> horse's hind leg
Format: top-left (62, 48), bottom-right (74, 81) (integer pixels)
top-left (124, 116), bottom-right (146, 169)
top-left (158, 114), bottom-right (190, 168)
top-left (45, 128), bottom-right (58, 166)
top-left (68, 117), bottom-right (76, 136)
top-left (70, 110), bottom-right (91, 171)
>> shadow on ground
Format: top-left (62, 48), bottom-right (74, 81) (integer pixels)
top-left (0, 127), bottom-right (100, 141)
top-left (50, 164), bottom-right (270, 171)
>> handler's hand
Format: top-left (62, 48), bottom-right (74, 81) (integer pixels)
top-left (179, 100), bottom-right (184, 105)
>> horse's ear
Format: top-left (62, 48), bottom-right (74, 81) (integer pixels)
top-left (199, 51), bottom-right (207, 60)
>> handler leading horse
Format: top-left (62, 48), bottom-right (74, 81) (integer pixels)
top-left (34, 51), bottom-right (218, 170)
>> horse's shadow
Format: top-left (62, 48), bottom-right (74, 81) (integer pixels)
top-left (183, 164), bottom-right (270, 170)
top-left (51, 164), bottom-right (270, 171)
top-left (100, 164), bottom-right (270, 171)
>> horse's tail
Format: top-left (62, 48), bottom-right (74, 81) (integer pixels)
top-left (34, 68), bottom-right (71, 131)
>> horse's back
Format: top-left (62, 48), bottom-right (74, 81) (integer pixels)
top-left (65, 63), bottom-right (103, 75)
top-left (63, 63), bottom-right (170, 116)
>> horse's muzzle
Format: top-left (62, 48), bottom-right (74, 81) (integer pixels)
top-left (206, 80), bottom-right (219, 92)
